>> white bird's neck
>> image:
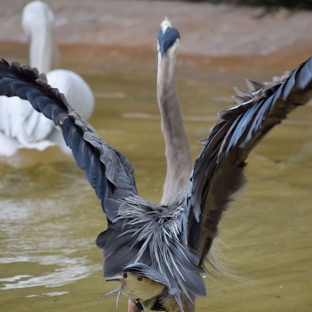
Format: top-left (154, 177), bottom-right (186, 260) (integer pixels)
top-left (22, 1), bottom-right (59, 73)
top-left (157, 49), bottom-right (192, 206)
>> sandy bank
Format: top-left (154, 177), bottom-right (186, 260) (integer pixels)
top-left (0, 0), bottom-right (311, 81)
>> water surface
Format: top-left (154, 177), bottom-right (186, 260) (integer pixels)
top-left (0, 58), bottom-right (312, 312)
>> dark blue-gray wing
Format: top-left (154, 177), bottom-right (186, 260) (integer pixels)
top-left (186, 58), bottom-right (312, 264)
top-left (0, 59), bottom-right (138, 223)
top-left (0, 59), bottom-right (207, 300)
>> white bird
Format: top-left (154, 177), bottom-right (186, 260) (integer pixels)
top-left (0, 0), bottom-right (94, 158)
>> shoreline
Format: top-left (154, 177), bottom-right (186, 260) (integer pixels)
top-left (0, 0), bottom-right (311, 85)
top-left (1, 40), bottom-right (311, 85)
top-left (0, 1), bottom-right (311, 55)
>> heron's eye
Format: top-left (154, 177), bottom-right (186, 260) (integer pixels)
top-left (123, 273), bottom-right (128, 278)
top-left (137, 276), bottom-right (143, 281)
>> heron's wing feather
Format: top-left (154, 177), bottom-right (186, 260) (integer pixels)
top-left (0, 59), bottom-right (138, 222)
top-left (186, 58), bottom-right (312, 264)
top-left (0, 60), bottom-right (196, 288)
top-left (102, 245), bottom-right (140, 277)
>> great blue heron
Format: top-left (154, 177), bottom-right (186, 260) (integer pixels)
top-left (0, 0), bottom-right (94, 157)
top-left (0, 18), bottom-right (312, 312)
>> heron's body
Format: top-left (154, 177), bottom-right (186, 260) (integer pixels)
top-left (0, 17), bottom-right (312, 312)
top-left (0, 0), bottom-right (94, 157)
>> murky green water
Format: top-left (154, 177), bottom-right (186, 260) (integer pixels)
top-left (0, 60), bottom-right (312, 312)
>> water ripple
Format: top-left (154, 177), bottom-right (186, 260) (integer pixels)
top-left (0, 255), bottom-right (100, 290)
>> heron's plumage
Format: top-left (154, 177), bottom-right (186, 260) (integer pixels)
top-left (0, 59), bottom-right (204, 311)
top-left (186, 58), bottom-right (312, 264)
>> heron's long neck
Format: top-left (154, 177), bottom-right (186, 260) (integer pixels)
top-left (157, 54), bottom-right (192, 206)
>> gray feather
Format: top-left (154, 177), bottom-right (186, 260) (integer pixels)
top-left (186, 57), bottom-right (312, 266)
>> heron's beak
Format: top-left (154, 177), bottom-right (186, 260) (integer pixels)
top-left (106, 276), bottom-right (122, 282)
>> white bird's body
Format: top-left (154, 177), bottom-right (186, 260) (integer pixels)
top-left (0, 97), bottom-right (54, 156)
top-left (46, 69), bottom-right (94, 121)
top-left (0, 0), bottom-right (94, 159)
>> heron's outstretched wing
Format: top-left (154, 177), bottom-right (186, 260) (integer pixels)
top-left (0, 58), bottom-right (139, 263)
top-left (186, 58), bottom-right (312, 264)
top-left (0, 59), bottom-right (206, 302)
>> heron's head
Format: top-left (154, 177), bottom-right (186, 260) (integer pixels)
top-left (157, 18), bottom-right (180, 59)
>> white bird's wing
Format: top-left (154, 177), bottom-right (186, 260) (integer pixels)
top-left (0, 95), bottom-right (54, 146)
top-left (186, 58), bottom-right (312, 265)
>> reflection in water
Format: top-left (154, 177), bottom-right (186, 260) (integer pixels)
top-left (42, 292), bottom-right (70, 296)
top-left (0, 172), bottom-right (101, 291)
top-left (0, 64), bottom-right (311, 312)
top-left (0, 256), bottom-right (99, 289)
top-left (25, 292), bottom-right (70, 297)
top-left (288, 140), bottom-right (312, 164)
